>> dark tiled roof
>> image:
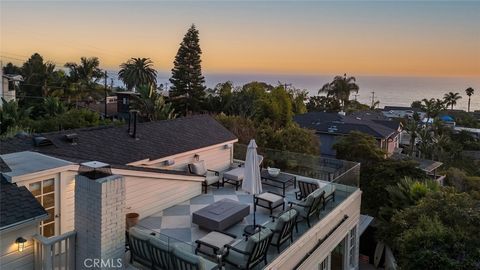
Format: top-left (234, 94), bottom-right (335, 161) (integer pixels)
top-left (294, 112), bottom-right (398, 139)
top-left (0, 177), bottom-right (47, 230)
top-left (0, 115), bottom-right (237, 165)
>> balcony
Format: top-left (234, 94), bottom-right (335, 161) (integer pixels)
top-left (128, 145), bottom-right (360, 269)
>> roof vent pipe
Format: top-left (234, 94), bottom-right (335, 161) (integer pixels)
top-left (129, 110), bottom-right (138, 139)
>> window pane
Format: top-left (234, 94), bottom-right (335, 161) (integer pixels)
top-left (29, 182), bottom-right (41, 196)
top-left (43, 179), bottom-right (55, 193)
top-left (43, 193), bottom-right (55, 208)
top-left (45, 208), bottom-right (55, 223)
top-left (43, 223), bottom-right (55, 237)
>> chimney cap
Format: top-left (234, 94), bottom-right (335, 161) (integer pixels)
top-left (81, 161), bottom-right (110, 169)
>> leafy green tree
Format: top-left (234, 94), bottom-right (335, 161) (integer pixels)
top-left (170, 24), bottom-right (206, 115)
top-left (230, 81), bottom-right (269, 117)
top-left (19, 53), bottom-right (56, 107)
top-left (390, 190), bottom-right (480, 270)
top-left (0, 98), bottom-right (32, 134)
top-left (42, 97), bottom-right (66, 117)
top-left (131, 86), bottom-right (176, 121)
top-left (377, 178), bottom-right (439, 246)
top-left (2, 62), bottom-right (22, 74)
top-left (318, 74), bottom-right (359, 109)
top-left (204, 81), bottom-right (234, 114)
top-left (306, 96), bottom-right (341, 112)
top-left (443, 92), bottom-right (462, 110)
top-left (287, 87), bottom-right (308, 114)
top-left (411, 100), bottom-right (422, 109)
top-left (333, 131), bottom-right (385, 166)
top-left (465, 87), bottom-right (475, 112)
top-left (64, 57), bottom-right (104, 104)
top-left (254, 86), bottom-right (293, 127)
top-left (360, 159), bottom-right (426, 216)
top-left (118, 57), bottom-right (157, 91)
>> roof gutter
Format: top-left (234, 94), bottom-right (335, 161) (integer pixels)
top-left (0, 213), bottom-right (48, 233)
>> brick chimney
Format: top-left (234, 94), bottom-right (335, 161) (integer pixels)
top-left (75, 162), bottom-right (125, 269)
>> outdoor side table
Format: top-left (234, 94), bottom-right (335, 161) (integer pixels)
top-left (195, 231), bottom-right (237, 262)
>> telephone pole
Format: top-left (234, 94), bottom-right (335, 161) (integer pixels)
top-left (104, 70), bottom-right (108, 118)
top-left (371, 91), bottom-right (375, 108)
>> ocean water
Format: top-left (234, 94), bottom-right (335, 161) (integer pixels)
top-left (107, 71), bottom-right (480, 111)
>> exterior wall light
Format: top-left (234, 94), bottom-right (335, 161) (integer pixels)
top-left (164, 159), bottom-right (175, 166)
top-left (16, 237), bottom-right (27, 252)
top-left (224, 144), bottom-right (233, 149)
top-left (194, 154), bottom-right (200, 161)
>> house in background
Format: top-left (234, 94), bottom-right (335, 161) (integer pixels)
top-left (1, 68), bottom-right (23, 104)
top-left (381, 106), bottom-right (426, 120)
top-left (295, 111), bottom-right (401, 157)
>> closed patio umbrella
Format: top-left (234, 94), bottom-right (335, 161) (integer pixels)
top-left (242, 139), bottom-right (262, 235)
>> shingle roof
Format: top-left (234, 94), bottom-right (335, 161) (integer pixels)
top-left (294, 112), bottom-right (398, 139)
top-left (0, 115), bottom-right (237, 165)
top-left (0, 177), bottom-right (47, 230)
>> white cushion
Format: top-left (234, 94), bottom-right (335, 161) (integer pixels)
top-left (205, 174), bottom-right (220, 185)
top-left (223, 167), bottom-right (244, 181)
top-left (191, 161), bottom-right (207, 175)
top-left (256, 192), bottom-right (284, 208)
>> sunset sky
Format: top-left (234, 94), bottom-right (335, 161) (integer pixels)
top-left (1, 1), bottom-right (479, 77)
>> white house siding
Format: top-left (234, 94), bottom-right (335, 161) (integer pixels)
top-left (0, 223), bottom-right (39, 270)
top-left (58, 171), bottom-right (77, 234)
top-left (124, 175), bottom-right (203, 219)
top-left (143, 141), bottom-right (236, 173)
top-left (266, 189), bottom-right (362, 270)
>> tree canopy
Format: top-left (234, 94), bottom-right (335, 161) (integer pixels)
top-left (118, 57), bottom-right (157, 91)
top-left (170, 24), bottom-right (206, 115)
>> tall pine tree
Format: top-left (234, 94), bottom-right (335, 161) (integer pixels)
top-left (170, 24), bottom-right (206, 115)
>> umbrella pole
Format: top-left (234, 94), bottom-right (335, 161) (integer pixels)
top-left (253, 195), bottom-right (256, 226)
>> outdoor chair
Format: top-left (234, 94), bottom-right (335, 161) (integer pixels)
top-left (150, 237), bottom-right (173, 270)
top-left (289, 189), bottom-right (325, 230)
top-left (188, 160), bottom-right (221, 194)
top-left (262, 209), bottom-right (298, 253)
top-left (295, 178), bottom-right (319, 200)
top-left (223, 155), bottom-right (264, 190)
top-left (172, 243), bottom-right (219, 270)
top-left (223, 227), bottom-right (273, 270)
top-left (128, 227), bottom-right (154, 268)
top-left (321, 184), bottom-right (336, 208)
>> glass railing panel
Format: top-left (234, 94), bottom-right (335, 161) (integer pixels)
top-left (234, 143), bottom-right (360, 188)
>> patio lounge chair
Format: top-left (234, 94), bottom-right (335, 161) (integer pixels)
top-left (295, 178), bottom-right (319, 200)
top-left (289, 188), bottom-right (325, 230)
top-left (172, 243), bottom-right (219, 270)
top-left (263, 209), bottom-right (298, 253)
top-left (188, 160), bottom-right (221, 194)
top-left (223, 227), bottom-right (273, 270)
top-left (222, 155), bottom-right (263, 190)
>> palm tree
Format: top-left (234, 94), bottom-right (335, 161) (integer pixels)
top-left (64, 57), bottom-right (104, 105)
top-left (118, 58), bottom-right (157, 91)
top-left (465, 87), bottom-right (474, 112)
top-left (318, 74), bottom-right (359, 110)
top-left (443, 92), bottom-right (462, 110)
top-left (0, 98), bottom-right (32, 134)
top-left (421, 98), bottom-right (445, 121)
top-left (404, 118), bottom-right (420, 157)
top-left (131, 85), bottom-right (176, 121)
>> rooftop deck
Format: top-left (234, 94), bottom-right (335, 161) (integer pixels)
top-left (131, 175), bottom-right (358, 269)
